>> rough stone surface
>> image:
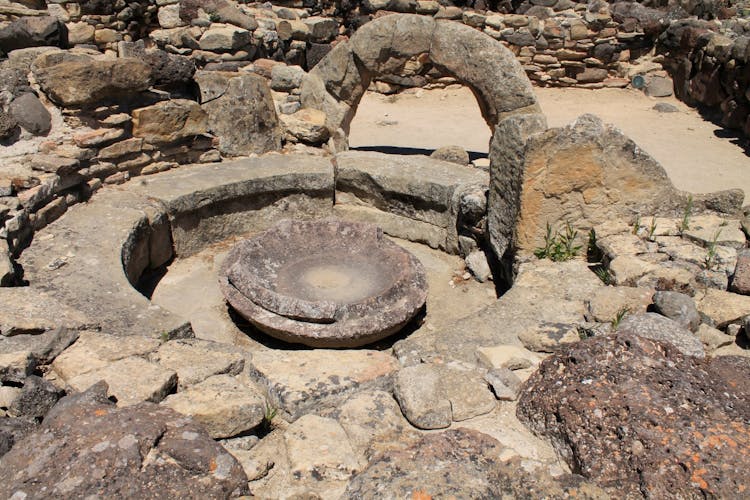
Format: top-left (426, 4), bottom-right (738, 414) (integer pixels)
top-left (616, 312), bottom-right (705, 357)
top-left (518, 333), bottom-right (750, 498)
top-left (150, 339), bottom-right (245, 389)
top-left (7, 375), bottom-right (63, 420)
top-left (345, 428), bottom-right (606, 498)
top-left (585, 286), bottom-right (653, 323)
top-left (51, 331), bottom-right (160, 380)
top-left (284, 414), bottom-right (364, 482)
top-left (0, 16), bottom-right (60, 53)
top-left (132, 99), bottom-right (208, 144)
top-left (18, 190), bottom-right (192, 338)
top-left (395, 258), bottom-right (601, 367)
top-left (249, 349), bottom-right (398, 419)
top-left (0, 383), bottom-right (249, 498)
top-left (202, 73), bottom-right (281, 156)
top-left (0, 417), bottom-right (36, 458)
top-left (696, 288), bottom-right (750, 328)
top-left (125, 155), bottom-right (334, 257)
top-left (9, 93), bottom-right (51, 135)
top-left (731, 250), bottom-right (750, 295)
top-left (394, 364), bottom-right (495, 428)
top-left (162, 374), bottom-right (265, 439)
top-left (0, 288), bottom-right (93, 336)
top-left (430, 145), bottom-right (470, 165)
top-left (335, 150), bottom-right (488, 253)
top-left (518, 321), bottom-right (581, 353)
top-left (653, 290), bottom-right (701, 332)
top-left (487, 112), bottom-right (548, 258)
top-left (65, 356), bottom-right (177, 407)
top-left (279, 108), bottom-right (329, 143)
top-left (34, 57), bottom-right (152, 107)
top-left (507, 114), bottom-right (691, 253)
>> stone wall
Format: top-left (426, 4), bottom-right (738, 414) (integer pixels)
top-left (658, 17), bottom-right (750, 137)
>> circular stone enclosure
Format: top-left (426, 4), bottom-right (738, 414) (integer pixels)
top-left (219, 219), bottom-right (428, 347)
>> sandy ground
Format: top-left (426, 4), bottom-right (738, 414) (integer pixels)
top-left (350, 86), bottom-right (750, 200)
top-left (151, 234), bottom-right (497, 348)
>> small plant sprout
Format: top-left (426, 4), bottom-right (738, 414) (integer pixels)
top-left (679, 195), bottom-right (693, 233)
top-left (593, 266), bottom-right (612, 285)
top-left (534, 222), bottom-right (556, 260)
top-left (704, 229), bottom-right (722, 270)
top-left (648, 217), bottom-right (658, 240)
top-left (611, 308), bottom-right (629, 329)
top-left (160, 331), bottom-right (170, 343)
top-left (632, 215), bottom-right (642, 235)
top-left (534, 222), bottom-right (582, 262)
top-left (587, 228), bottom-right (603, 262)
top-left (260, 404), bottom-right (278, 434)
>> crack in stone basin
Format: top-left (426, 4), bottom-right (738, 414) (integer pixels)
top-left (219, 219), bottom-right (428, 347)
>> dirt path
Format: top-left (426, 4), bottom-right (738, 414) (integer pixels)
top-left (350, 86), bottom-right (750, 200)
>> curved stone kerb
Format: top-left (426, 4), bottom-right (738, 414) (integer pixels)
top-left (300, 14), bottom-right (542, 149)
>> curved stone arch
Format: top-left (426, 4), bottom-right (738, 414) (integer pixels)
top-left (300, 14), bottom-right (546, 151)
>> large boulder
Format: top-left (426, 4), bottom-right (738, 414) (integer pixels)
top-left (491, 114), bottom-right (689, 256)
top-left (518, 333), bottom-right (750, 498)
top-left (9, 93), bottom-right (51, 136)
top-left (34, 57), bottom-right (152, 107)
top-left (0, 16), bottom-right (61, 54)
top-left (201, 73), bottom-right (281, 156)
top-left (0, 382), bottom-right (249, 498)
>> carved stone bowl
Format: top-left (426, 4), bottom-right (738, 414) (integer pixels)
top-left (219, 219), bottom-right (428, 347)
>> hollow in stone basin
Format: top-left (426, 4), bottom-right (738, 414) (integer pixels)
top-left (218, 219), bottom-right (428, 347)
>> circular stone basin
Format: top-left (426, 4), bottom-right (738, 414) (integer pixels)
top-left (218, 219), bottom-right (428, 347)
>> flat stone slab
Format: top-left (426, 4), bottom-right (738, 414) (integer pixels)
top-left (65, 356), bottom-right (177, 407)
top-left (335, 151), bottom-right (488, 252)
top-left (51, 331), bottom-right (160, 381)
top-left (248, 348), bottom-right (399, 419)
top-left (162, 374), bottom-right (266, 439)
top-left (150, 338), bottom-right (246, 389)
top-left (0, 288), bottom-right (94, 336)
top-left (220, 219), bottom-right (427, 347)
top-left (18, 190), bottom-right (191, 339)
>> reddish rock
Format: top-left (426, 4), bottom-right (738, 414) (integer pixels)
top-left (518, 333), bottom-right (750, 498)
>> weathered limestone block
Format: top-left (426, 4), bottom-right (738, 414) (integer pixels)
top-left (150, 338), bottom-right (245, 389)
top-left (201, 73), bottom-right (281, 156)
top-left (66, 356), bottom-right (177, 406)
top-left (34, 57), bottom-right (152, 107)
top-left (18, 191), bottom-right (191, 339)
top-left (132, 99), bottom-right (208, 144)
top-left (499, 114), bottom-right (693, 255)
top-left (125, 155), bottom-right (334, 257)
top-left (393, 364), bottom-right (495, 429)
top-left (162, 374), bottom-right (265, 438)
top-left (487, 112), bottom-right (548, 258)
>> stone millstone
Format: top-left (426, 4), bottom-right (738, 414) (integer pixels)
top-left (219, 219), bottom-right (427, 347)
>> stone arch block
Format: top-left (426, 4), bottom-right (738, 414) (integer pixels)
top-left (300, 14), bottom-right (544, 150)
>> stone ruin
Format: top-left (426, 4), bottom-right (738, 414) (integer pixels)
top-left (1, 2), bottom-right (750, 499)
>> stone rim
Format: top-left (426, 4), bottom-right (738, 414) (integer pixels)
top-left (219, 219), bottom-right (428, 347)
